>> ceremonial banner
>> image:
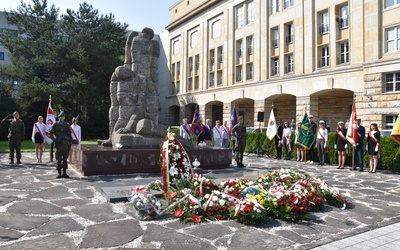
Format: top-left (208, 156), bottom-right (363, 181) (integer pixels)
top-left (230, 107), bottom-right (239, 132)
top-left (45, 99), bottom-right (56, 144)
top-left (346, 103), bottom-right (359, 145)
top-left (391, 113), bottom-right (400, 144)
top-left (266, 109), bottom-right (277, 141)
top-left (296, 113), bottom-right (315, 149)
top-left (190, 105), bottom-right (203, 137)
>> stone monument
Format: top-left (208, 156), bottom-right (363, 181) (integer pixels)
top-left (99, 27), bottom-right (170, 148)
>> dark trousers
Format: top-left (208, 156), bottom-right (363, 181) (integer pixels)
top-left (275, 143), bottom-right (282, 159)
top-left (9, 137), bottom-right (22, 161)
top-left (56, 146), bottom-right (70, 170)
top-left (234, 139), bottom-right (246, 164)
top-left (307, 143), bottom-right (315, 161)
top-left (355, 143), bottom-right (364, 168)
top-left (50, 142), bottom-right (54, 161)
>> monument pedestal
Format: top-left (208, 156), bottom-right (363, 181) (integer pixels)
top-left (73, 146), bottom-right (232, 176)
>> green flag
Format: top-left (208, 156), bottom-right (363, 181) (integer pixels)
top-left (296, 113), bottom-right (315, 150)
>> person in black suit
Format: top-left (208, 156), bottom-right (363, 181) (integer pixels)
top-left (306, 115), bottom-right (317, 164)
top-left (354, 118), bottom-right (366, 171)
top-left (274, 120), bottom-right (283, 159)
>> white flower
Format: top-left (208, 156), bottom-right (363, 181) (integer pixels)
top-left (169, 166), bottom-right (178, 176)
top-left (212, 196), bottom-right (218, 201)
top-left (219, 199), bottom-right (226, 206)
top-left (193, 181), bottom-right (199, 187)
top-left (204, 194), bottom-right (210, 199)
top-left (136, 201), bottom-right (141, 207)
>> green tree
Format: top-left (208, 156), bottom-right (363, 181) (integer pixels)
top-left (0, 0), bottom-right (128, 138)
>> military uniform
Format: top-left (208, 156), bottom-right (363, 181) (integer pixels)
top-left (1, 113), bottom-right (25, 164)
top-left (49, 111), bottom-right (72, 178)
top-left (232, 118), bottom-right (247, 168)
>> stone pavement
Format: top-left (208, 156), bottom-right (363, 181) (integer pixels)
top-left (1, 152), bottom-right (400, 249)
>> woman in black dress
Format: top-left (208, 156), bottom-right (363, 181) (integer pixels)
top-left (335, 121), bottom-right (348, 169)
top-left (367, 123), bottom-right (380, 173)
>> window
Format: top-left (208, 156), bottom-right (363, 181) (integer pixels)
top-left (271, 0), bottom-right (280, 14)
top-left (247, 1), bottom-right (254, 24)
top-left (286, 23), bottom-right (294, 44)
top-left (284, 0), bottom-right (294, 9)
top-left (286, 54), bottom-right (293, 73)
top-left (385, 0), bottom-right (400, 8)
top-left (384, 72), bottom-right (400, 92)
top-left (237, 40), bottom-right (243, 58)
top-left (0, 52), bottom-right (4, 61)
top-left (272, 28), bottom-right (279, 47)
top-left (211, 21), bottom-right (221, 38)
top-left (320, 46), bottom-right (329, 67)
top-left (247, 36), bottom-right (254, 54)
top-left (236, 66), bottom-right (243, 81)
top-left (173, 40), bottom-right (180, 55)
top-left (384, 115), bottom-right (397, 129)
top-left (190, 31), bottom-right (198, 47)
top-left (320, 12), bottom-right (329, 34)
top-left (386, 26), bottom-right (400, 52)
top-left (246, 63), bottom-right (253, 80)
top-left (339, 5), bottom-right (349, 29)
top-left (209, 73), bottom-right (215, 87)
top-left (236, 6), bottom-right (244, 28)
top-left (339, 42), bottom-right (349, 64)
top-left (272, 58), bottom-right (279, 75)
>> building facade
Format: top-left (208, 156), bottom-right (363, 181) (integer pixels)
top-left (165, 0), bottom-right (400, 132)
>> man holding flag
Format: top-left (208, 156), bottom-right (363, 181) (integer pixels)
top-left (45, 97), bottom-right (57, 162)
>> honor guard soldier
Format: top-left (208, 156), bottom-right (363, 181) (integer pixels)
top-left (1, 111), bottom-right (25, 164)
top-left (232, 116), bottom-right (247, 168)
top-left (49, 110), bottom-right (72, 178)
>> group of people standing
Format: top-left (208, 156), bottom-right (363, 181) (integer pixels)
top-left (277, 115), bottom-right (381, 173)
top-left (2, 109), bottom-right (81, 178)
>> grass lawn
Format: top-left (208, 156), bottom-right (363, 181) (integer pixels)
top-left (0, 140), bottom-right (98, 153)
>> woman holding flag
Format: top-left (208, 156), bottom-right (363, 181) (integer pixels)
top-left (32, 116), bottom-right (46, 162)
top-left (335, 121), bottom-right (348, 169)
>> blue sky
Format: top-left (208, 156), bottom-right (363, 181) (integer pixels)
top-left (1, 0), bottom-right (177, 33)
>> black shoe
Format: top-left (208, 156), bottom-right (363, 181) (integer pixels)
top-left (9, 161), bottom-right (14, 164)
top-left (56, 170), bottom-right (62, 178)
top-left (241, 164), bottom-right (246, 168)
top-left (62, 169), bottom-right (69, 178)
top-left (358, 168), bottom-right (364, 172)
top-left (17, 160), bottom-right (21, 164)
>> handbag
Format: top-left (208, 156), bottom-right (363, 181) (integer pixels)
top-left (325, 146), bottom-right (329, 153)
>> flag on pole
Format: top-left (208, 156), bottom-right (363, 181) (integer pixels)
top-left (45, 98), bottom-right (56, 144)
top-left (346, 103), bottom-right (359, 145)
top-left (391, 113), bottom-right (400, 144)
top-left (266, 109), bottom-right (277, 140)
top-left (296, 113), bottom-right (315, 149)
top-left (230, 106), bottom-right (239, 132)
top-left (191, 105), bottom-right (203, 137)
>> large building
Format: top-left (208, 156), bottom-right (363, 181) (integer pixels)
top-left (164, 0), bottom-right (400, 131)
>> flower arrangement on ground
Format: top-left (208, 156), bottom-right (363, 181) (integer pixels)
top-left (131, 133), bottom-right (349, 225)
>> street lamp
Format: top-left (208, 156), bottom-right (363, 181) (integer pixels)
top-left (192, 158), bottom-right (202, 174)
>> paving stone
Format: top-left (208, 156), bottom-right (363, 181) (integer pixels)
top-left (161, 239), bottom-right (217, 250)
top-left (0, 197), bottom-right (17, 206)
top-left (1, 182), bottom-right (52, 191)
top-left (0, 234), bottom-right (78, 250)
top-left (73, 188), bottom-right (95, 199)
top-left (28, 185), bottom-right (72, 200)
top-left (0, 213), bottom-right (50, 230)
top-left (51, 198), bottom-right (90, 207)
top-left (6, 200), bottom-right (68, 215)
top-left (72, 203), bottom-right (126, 222)
top-left (275, 229), bottom-right (311, 244)
top-left (184, 223), bottom-right (233, 240)
top-left (79, 219), bottom-right (142, 248)
top-left (228, 228), bottom-right (291, 249)
top-left (0, 228), bottom-right (24, 241)
top-left (27, 217), bottom-right (85, 237)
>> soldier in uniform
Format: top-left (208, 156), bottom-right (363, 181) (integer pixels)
top-left (232, 116), bottom-right (247, 168)
top-left (1, 111), bottom-right (25, 164)
top-left (49, 110), bottom-right (72, 178)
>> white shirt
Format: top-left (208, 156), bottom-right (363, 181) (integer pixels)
top-left (70, 124), bottom-right (81, 143)
top-left (213, 126), bottom-right (223, 139)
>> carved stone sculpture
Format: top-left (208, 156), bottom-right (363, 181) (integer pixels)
top-left (98, 28), bottom-right (170, 148)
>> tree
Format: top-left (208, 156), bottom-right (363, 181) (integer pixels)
top-left (0, 0), bottom-right (128, 138)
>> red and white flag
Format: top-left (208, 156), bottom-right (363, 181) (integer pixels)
top-left (346, 103), bottom-right (359, 145)
top-left (45, 100), bottom-right (56, 144)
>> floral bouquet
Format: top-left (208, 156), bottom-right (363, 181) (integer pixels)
top-left (203, 190), bottom-right (236, 220)
top-left (191, 173), bottom-right (219, 197)
top-left (129, 186), bottom-right (162, 220)
top-left (233, 198), bottom-right (268, 225)
top-left (172, 188), bottom-right (205, 224)
top-left (161, 132), bottom-right (193, 195)
top-left (219, 178), bottom-right (252, 198)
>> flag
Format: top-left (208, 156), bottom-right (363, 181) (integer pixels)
top-left (230, 107), bottom-right (238, 132)
top-left (44, 100), bottom-right (56, 144)
top-left (296, 113), bottom-right (315, 149)
top-left (191, 105), bottom-right (203, 136)
top-left (391, 113), bottom-right (400, 144)
top-left (266, 109), bottom-right (277, 140)
top-left (346, 103), bottom-right (359, 145)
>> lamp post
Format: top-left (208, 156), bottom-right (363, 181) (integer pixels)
top-left (192, 158), bottom-right (202, 174)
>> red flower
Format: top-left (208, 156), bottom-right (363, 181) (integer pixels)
top-left (192, 214), bottom-right (201, 223)
top-left (168, 192), bottom-right (177, 199)
top-left (174, 208), bottom-right (184, 218)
